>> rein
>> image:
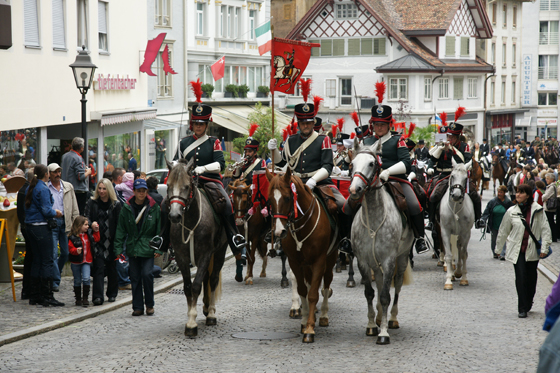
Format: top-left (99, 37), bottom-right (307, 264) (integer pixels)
top-left (447, 174), bottom-right (467, 221)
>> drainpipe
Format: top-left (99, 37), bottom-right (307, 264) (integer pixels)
top-left (484, 69), bottom-right (496, 143)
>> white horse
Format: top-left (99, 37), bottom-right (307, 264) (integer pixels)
top-left (272, 56), bottom-right (301, 91)
top-left (349, 140), bottom-right (414, 345)
top-left (439, 159), bottom-right (475, 290)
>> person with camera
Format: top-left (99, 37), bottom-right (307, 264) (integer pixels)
top-left (25, 164), bottom-right (65, 307)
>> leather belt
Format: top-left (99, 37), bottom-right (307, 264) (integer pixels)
top-left (292, 170), bottom-right (318, 179)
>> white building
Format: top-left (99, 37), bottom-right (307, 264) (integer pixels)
top-left (284, 0), bottom-right (494, 142)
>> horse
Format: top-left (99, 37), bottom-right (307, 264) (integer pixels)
top-left (438, 159), bottom-right (475, 290)
top-left (272, 56), bottom-right (301, 91)
top-left (544, 146), bottom-right (559, 166)
top-left (470, 159), bottom-right (483, 196)
top-left (166, 158), bottom-right (227, 337)
top-left (266, 168), bottom-right (338, 343)
top-left (491, 153), bottom-right (507, 196)
top-left (348, 140), bottom-right (414, 345)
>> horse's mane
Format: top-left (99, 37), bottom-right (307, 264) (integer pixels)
top-left (268, 172), bottom-right (308, 196)
top-left (167, 158), bottom-right (191, 188)
top-left (452, 162), bottom-right (468, 175)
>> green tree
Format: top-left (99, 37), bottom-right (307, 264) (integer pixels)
top-left (409, 124), bottom-right (437, 147)
top-left (233, 102), bottom-right (282, 159)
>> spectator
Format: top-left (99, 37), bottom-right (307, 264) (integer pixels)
top-left (68, 216), bottom-right (100, 307)
top-left (112, 168), bottom-right (126, 204)
top-left (114, 178), bottom-right (162, 316)
top-left (47, 163), bottom-right (80, 292)
top-left (61, 137), bottom-right (92, 215)
top-left (535, 180), bottom-right (546, 206)
top-left (110, 167), bottom-right (130, 289)
top-left (496, 184), bottom-right (552, 318)
top-left (17, 168), bottom-right (33, 300)
top-left (132, 170), bottom-right (141, 180)
top-left (88, 156), bottom-right (97, 191)
top-left (13, 162), bottom-right (25, 177)
top-left (481, 185), bottom-right (513, 259)
top-left (140, 172), bottom-right (147, 180)
top-left (506, 144), bottom-right (515, 160)
top-left (115, 172), bottom-right (134, 201)
top-left (543, 173), bottom-right (558, 242)
top-left (24, 164), bottom-right (64, 307)
top-left (127, 152), bottom-right (137, 171)
top-left (146, 176), bottom-right (163, 206)
top-left (103, 171), bottom-right (112, 180)
top-left (7, 162), bottom-right (17, 176)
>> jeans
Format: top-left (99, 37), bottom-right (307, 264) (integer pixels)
top-left (71, 263), bottom-right (91, 287)
top-left (52, 217), bottom-right (69, 288)
top-left (26, 224), bottom-right (54, 279)
top-left (92, 254), bottom-right (118, 301)
top-left (546, 211), bottom-right (557, 242)
top-left (513, 250), bottom-right (539, 313)
top-left (128, 256), bottom-right (155, 311)
top-left (491, 229), bottom-right (506, 256)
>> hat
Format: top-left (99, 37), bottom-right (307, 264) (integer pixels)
top-left (244, 123), bottom-right (260, 150)
top-left (133, 178), bottom-right (148, 190)
top-left (446, 122), bottom-right (464, 135)
top-left (355, 124), bottom-right (371, 139)
top-left (404, 138), bottom-right (416, 150)
top-left (370, 105), bottom-right (392, 123)
top-left (418, 139), bottom-right (425, 145)
top-left (122, 172), bottom-right (134, 183)
top-left (295, 103), bottom-right (315, 121)
top-left (336, 132), bottom-right (350, 145)
top-left (189, 79), bottom-right (212, 130)
top-left (483, 138), bottom-right (487, 141)
top-left (47, 163), bottom-right (62, 172)
top-left (313, 117), bottom-right (323, 132)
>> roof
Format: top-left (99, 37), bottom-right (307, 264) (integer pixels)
top-left (376, 54), bottom-right (438, 72)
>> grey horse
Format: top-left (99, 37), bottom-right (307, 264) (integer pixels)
top-left (438, 158), bottom-right (474, 290)
top-left (349, 140), bottom-right (414, 345)
top-left (166, 158), bottom-right (228, 337)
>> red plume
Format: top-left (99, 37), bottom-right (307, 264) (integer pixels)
top-left (375, 81), bottom-right (386, 105)
top-left (336, 118), bottom-right (345, 133)
top-left (291, 117), bottom-right (298, 134)
top-left (332, 125), bottom-right (338, 138)
top-left (350, 132), bottom-right (356, 139)
top-left (405, 123), bottom-right (416, 139)
top-left (190, 79), bottom-right (203, 103)
top-left (313, 95), bottom-right (324, 116)
top-left (282, 128), bottom-right (289, 141)
top-left (440, 112), bottom-right (448, 127)
top-left (299, 78), bottom-right (312, 102)
top-left (350, 111), bottom-right (360, 127)
top-left (249, 123), bottom-right (259, 137)
top-left (454, 106), bottom-right (466, 122)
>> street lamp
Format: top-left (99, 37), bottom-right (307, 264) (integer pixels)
top-left (69, 45), bottom-right (97, 165)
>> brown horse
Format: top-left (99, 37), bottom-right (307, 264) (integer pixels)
top-left (266, 168), bottom-right (338, 343)
top-left (470, 159), bottom-right (483, 194)
top-left (491, 154), bottom-right (507, 196)
top-left (544, 146), bottom-right (559, 166)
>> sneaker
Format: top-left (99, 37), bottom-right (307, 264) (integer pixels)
top-left (93, 298), bottom-right (103, 306)
top-left (119, 284), bottom-right (132, 290)
top-left (518, 311), bottom-right (527, 318)
top-left (107, 297), bottom-right (116, 302)
top-left (500, 256), bottom-right (505, 261)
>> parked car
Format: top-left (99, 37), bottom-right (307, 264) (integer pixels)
top-left (146, 169), bottom-right (168, 199)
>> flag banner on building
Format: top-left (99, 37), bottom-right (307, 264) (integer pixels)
top-left (270, 38), bottom-right (320, 95)
top-left (255, 21), bottom-right (272, 55)
top-left (211, 56), bottom-right (225, 81)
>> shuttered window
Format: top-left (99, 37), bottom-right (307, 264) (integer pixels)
top-left (77, 0), bottom-right (88, 49)
top-left (98, 1), bottom-right (108, 52)
top-left (460, 37), bottom-right (469, 56)
top-left (321, 39), bottom-right (332, 56)
top-left (361, 38), bottom-right (373, 55)
top-left (24, 0), bottom-right (40, 47)
top-left (333, 39), bottom-right (344, 56)
top-left (52, 0), bottom-right (65, 49)
top-left (348, 39), bottom-right (360, 55)
top-left (453, 78), bottom-right (463, 100)
top-left (445, 36), bottom-right (455, 56)
top-left (374, 38), bottom-right (386, 55)
top-left (309, 39), bottom-right (320, 57)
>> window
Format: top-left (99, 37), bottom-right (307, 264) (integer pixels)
top-left (512, 81), bottom-right (516, 104)
top-left (501, 80), bottom-right (506, 104)
top-left (389, 78), bottom-right (408, 100)
top-left (445, 36), bottom-right (455, 57)
top-left (234, 8), bottom-right (239, 38)
top-left (539, 55), bottom-right (559, 79)
top-left (333, 39), bottom-right (344, 56)
top-left (98, 1), bottom-right (108, 52)
top-left (156, 43), bottom-right (173, 97)
top-left (490, 81), bottom-right (495, 105)
top-left (321, 40), bottom-right (332, 56)
top-left (373, 38), bottom-right (386, 55)
top-left (24, 0), bottom-right (40, 47)
top-left (538, 92), bottom-right (558, 106)
top-left (249, 10), bottom-right (255, 39)
top-left (283, 4), bottom-right (291, 20)
top-left (77, 0), bottom-right (88, 49)
top-left (540, 21), bottom-right (559, 45)
top-left (439, 78), bottom-right (449, 99)
top-left (197, 3), bottom-right (204, 35)
top-left (290, 75), bottom-right (310, 96)
top-left (228, 7), bottom-right (232, 38)
top-left (513, 7), bottom-right (517, 28)
top-left (220, 6), bottom-right (224, 37)
top-left (155, 0), bottom-right (171, 27)
top-left (336, 3), bottom-right (358, 19)
top-left (454, 78), bottom-right (463, 100)
top-left (52, 0), bottom-right (65, 49)
top-left (502, 43), bottom-right (507, 67)
top-left (492, 3), bottom-right (497, 24)
top-left (424, 77), bottom-right (432, 101)
top-left (491, 42), bottom-right (496, 64)
top-left (347, 38), bottom-right (385, 56)
top-left (340, 78), bottom-right (353, 105)
top-left (540, 0), bottom-right (560, 11)
top-left (503, 5), bottom-right (507, 28)
top-left (460, 37), bottom-right (469, 56)
top-left (326, 79), bottom-right (336, 97)
top-left (468, 77), bottom-right (477, 98)
top-left (512, 44), bottom-right (516, 67)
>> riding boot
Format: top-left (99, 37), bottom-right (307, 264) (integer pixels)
top-left (82, 284), bottom-right (90, 307)
top-left (425, 201), bottom-right (437, 231)
top-left (74, 286), bottom-right (82, 306)
top-left (235, 260), bottom-right (243, 282)
top-left (224, 214), bottom-right (246, 257)
top-left (41, 278), bottom-right (65, 307)
top-left (469, 189), bottom-right (485, 229)
top-left (339, 215), bottom-right (354, 255)
top-left (411, 213), bottom-right (429, 255)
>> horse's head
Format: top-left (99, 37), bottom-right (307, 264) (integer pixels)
top-left (449, 158), bottom-right (468, 202)
top-left (266, 167), bottom-right (299, 240)
top-left (166, 158), bottom-right (195, 224)
top-left (229, 178), bottom-right (251, 225)
top-left (349, 138), bottom-right (382, 199)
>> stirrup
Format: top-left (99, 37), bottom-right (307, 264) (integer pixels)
top-left (232, 234), bottom-right (247, 250)
top-left (415, 238), bottom-right (429, 255)
top-left (339, 237), bottom-right (353, 255)
top-left (264, 230), bottom-right (272, 244)
top-left (149, 236), bottom-right (163, 251)
top-left (425, 221), bottom-right (434, 231)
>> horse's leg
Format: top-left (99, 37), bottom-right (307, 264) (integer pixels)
top-left (335, 253), bottom-right (342, 273)
top-left (260, 251), bottom-right (267, 278)
top-left (185, 256), bottom-right (210, 336)
top-left (245, 239), bottom-right (255, 285)
top-left (347, 254), bottom-right (356, 287)
top-left (206, 249), bottom-right (225, 325)
top-left (375, 261), bottom-right (394, 345)
top-left (358, 262), bottom-right (377, 336)
top-left (459, 235), bottom-right (470, 286)
top-left (389, 254), bottom-right (409, 330)
top-left (319, 251), bottom-right (337, 327)
top-left (442, 230), bottom-right (454, 290)
top-left (302, 258), bottom-right (325, 343)
top-left (280, 253), bottom-right (290, 288)
top-left (288, 269), bottom-right (301, 318)
top-left (182, 265), bottom-right (198, 337)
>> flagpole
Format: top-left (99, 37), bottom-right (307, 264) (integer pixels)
top-left (270, 26), bottom-right (275, 251)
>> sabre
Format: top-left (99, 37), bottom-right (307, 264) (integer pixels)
top-left (353, 85), bottom-right (363, 127)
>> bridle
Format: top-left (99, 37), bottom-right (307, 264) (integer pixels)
top-left (168, 170), bottom-right (199, 214)
top-left (270, 182), bottom-right (316, 229)
top-left (232, 185), bottom-right (252, 221)
top-left (351, 149), bottom-right (383, 197)
top-left (449, 173), bottom-right (467, 201)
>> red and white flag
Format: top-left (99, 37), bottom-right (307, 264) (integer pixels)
top-left (211, 56), bottom-right (225, 81)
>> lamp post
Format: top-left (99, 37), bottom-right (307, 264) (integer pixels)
top-left (69, 45), bottom-right (97, 165)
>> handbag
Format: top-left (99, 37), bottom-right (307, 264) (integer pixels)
top-left (546, 195), bottom-right (558, 211)
top-left (517, 213), bottom-right (552, 259)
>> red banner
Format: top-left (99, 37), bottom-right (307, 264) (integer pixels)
top-left (270, 38), bottom-right (320, 94)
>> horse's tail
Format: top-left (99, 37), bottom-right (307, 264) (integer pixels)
top-left (391, 259), bottom-right (413, 287)
top-left (206, 254), bottom-right (223, 302)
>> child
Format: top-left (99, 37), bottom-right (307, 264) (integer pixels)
top-left (68, 216), bottom-right (100, 307)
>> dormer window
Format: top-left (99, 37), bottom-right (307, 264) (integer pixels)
top-left (336, 3), bottom-right (358, 19)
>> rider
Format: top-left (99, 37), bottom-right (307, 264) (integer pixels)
top-left (232, 127), bottom-right (266, 184)
top-left (414, 139), bottom-right (429, 162)
top-left (334, 132), bottom-right (351, 173)
top-left (521, 141), bottom-right (535, 164)
top-left (425, 114), bottom-right (485, 231)
top-left (495, 143), bottom-right (509, 174)
top-left (149, 81), bottom-right (246, 258)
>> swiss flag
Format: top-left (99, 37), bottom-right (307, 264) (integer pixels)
top-left (211, 56), bottom-right (225, 81)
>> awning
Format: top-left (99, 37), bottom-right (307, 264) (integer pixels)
top-left (210, 105), bottom-right (292, 135)
top-left (143, 118), bottom-right (182, 131)
top-left (91, 108), bottom-right (157, 126)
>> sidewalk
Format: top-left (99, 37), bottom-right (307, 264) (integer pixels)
top-left (538, 241), bottom-right (560, 283)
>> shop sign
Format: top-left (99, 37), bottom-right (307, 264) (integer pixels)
top-left (538, 109), bottom-right (558, 117)
top-left (538, 82), bottom-right (558, 91)
top-left (522, 55), bottom-right (532, 106)
top-left (537, 118), bottom-right (558, 127)
top-left (95, 74), bottom-right (137, 90)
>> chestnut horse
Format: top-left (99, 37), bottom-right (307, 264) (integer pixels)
top-left (266, 168), bottom-right (338, 343)
top-left (470, 159), bottom-right (483, 195)
top-left (491, 154), bottom-right (507, 196)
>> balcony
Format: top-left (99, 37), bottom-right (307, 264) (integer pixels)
top-left (540, 32), bottom-right (559, 45)
top-left (538, 66), bottom-right (559, 79)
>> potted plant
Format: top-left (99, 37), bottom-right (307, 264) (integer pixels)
top-left (12, 250), bottom-right (25, 273)
top-left (201, 84), bottom-right (214, 99)
top-left (257, 85), bottom-right (270, 98)
top-left (225, 84), bottom-right (239, 98)
top-left (238, 84), bottom-right (249, 98)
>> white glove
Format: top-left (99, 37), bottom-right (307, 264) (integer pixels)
top-left (332, 166), bottom-right (341, 176)
top-left (340, 170), bottom-right (349, 177)
top-left (379, 170), bottom-right (390, 181)
top-left (194, 166), bottom-right (206, 175)
top-left (429, 145), bottom-right (444, 159)
top-left (306, 178), bottom-right (317, 189)
top-left (408, 172), bottom-right (417, 182)
top-left (427, 168), bottom-right (434, 175)
top-left (268, 139), bottom-right (277, 150)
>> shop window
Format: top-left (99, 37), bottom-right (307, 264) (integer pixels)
top-left (0, 129), bottom-right (40, 177)
top-left (153, 130), bottom-right (172, 170)
top-left (104, 133), bottom-right (141, 172)
top-left (538, 92), bottom-right (558, 106)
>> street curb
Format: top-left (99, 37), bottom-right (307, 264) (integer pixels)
top-left (0, 253), bottom-right (234, 347)
top-left (538, 261), bottom-right (558, 284)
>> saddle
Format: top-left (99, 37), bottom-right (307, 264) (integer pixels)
top-left (385, 181), bottom-right (408, 213)
top-left (316, 185), bottom-right (338, 215)
top-left (202, 183), bottom-right (226, 216)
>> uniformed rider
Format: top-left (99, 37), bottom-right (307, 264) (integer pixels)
top-left (149, 100), bottom-right (246, 257)
top-left (334, 132), bottom-right (351, 173)
top-left (495, 143), bottom-right (509, 174)
top-left (425, 122), bottom-right (485, 231)
top-left (232, 135), bottom-right (266, 184)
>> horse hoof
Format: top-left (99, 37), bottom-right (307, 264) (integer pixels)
top-left (451, 276), bottom-right (456, 281)
top-left (443, 265), bottom-right (447, 272)
top-left (341, 265), bottom-right (347, 270)
top-left (454, 273), bottom-right (463, 279)
top-left (184, 327), bottom-right (198, 337)
top-left (302, 333), bottom-right (315, 343)
top-left (335, 267), bottom-right (342, 273)
top-left (319, 317), bottom-right (329, 327)
top-left (206, 317), bottom-right (217, 326)
top-left (245, 279), bottom-right (253, 285)
top-left (290, 309), bottom-right (302, 319)
top-left (388, 320), bottom-right (400, 329)
top-left (437, 261), bottom-right (444, 267)
top-left (460, 280), bottom-right (469, 286)
top-left (376, 336), bottom-right (390, 345)
top-left (300, 325), bottom-right (306, 334)
top-left (432, 254), bottom-right (438, 259)
top-left (366, 327), bottom-right (378, 336)
top-left (281, 279), bottom-right (289, 288)
top-left (444, 284), bottom-right (453, 290)
top-left (260, 272), bottom-right (266, 278)
top-left (346, 280), bottom-right (356, 288)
